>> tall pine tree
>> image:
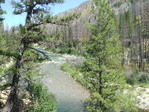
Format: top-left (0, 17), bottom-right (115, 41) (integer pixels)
top-left (82, 0), bottom-right (126, 111)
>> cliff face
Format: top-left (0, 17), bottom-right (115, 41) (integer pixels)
top-left (45, 0), bottom-right (149, 39)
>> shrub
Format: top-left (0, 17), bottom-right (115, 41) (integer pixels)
top-left (138, 73), bottom-right (149, 83)
top-left (126, 68), bottom-right (139, 85)
top-left (126, 67), bottom-right (149, 84)
top-left (113, 1), bottom-right (122, 8)
top-left (26, 82), bottom-right (57, 112)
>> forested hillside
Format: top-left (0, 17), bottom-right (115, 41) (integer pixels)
top-left (44, 0), bottom-right (149, 71)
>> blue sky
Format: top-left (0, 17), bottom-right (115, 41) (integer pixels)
top-left (1, 0), bottom-right (89, 29)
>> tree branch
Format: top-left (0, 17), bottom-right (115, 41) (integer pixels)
top-left (28, 47), bottom-right (50, 60)
top-left (0, 50), bottom-right (21, 59)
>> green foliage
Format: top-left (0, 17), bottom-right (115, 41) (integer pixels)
top-left (132, 68), bottom-right (139, 80)
top-left (26, 82), bottom-right (57, 112)
top-left (56, 41), bottom-right (77, 54)
top-left (113, 1), bottom-right (122, 8)
top-left (138, 73), bottom-right (149, 83)
top-left (12, 0), bottom-right (64, 25)
top-left (0, 49), bottom-right (21, 59)
top-left (119, 10), bottom-right (134, 40)
top-left (55, 12), bottom-right (81, 23)
top-left (47, 38), bottom-right (83, 55)
top-left (61, 63), bottom-right (88, 86)
top-left (0, 28), bottom-right (21, 59)
top-left (113, 90), bottom-right (138, 112)
top-left (126, 67), bottom-right (149, 85)
top-left (85, 89), bottom-right (138, 112)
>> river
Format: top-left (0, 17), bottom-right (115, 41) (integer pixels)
top-left (40, 51), bottom-right (89, 112)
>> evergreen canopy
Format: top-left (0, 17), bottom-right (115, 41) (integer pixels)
top-left (12, 0), bottom-right (64, 25)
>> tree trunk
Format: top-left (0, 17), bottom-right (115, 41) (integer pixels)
top-left (2, 59), bottom-right (23, 112)
top-left (2, 43), bottom-right (27, 112)
top-left (98, 70), bottom-right (102, 108)
top-left (139, 36), bottom-right (143, 71)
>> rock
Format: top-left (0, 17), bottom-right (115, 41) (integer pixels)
top-left (0, 93), bottom-right (8, 99)
top-left (0, 87), bottom-right (11, 106)
top-left (22, 99), bottom-right (31, 105)
top-left (136, 87), bottom-right (149, 110)
top-left (0, 99), bottom-right (7, 104)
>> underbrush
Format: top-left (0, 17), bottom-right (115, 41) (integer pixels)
top-left (126, 67), bottom-right (149, 85)
top-left (26, 82), bottom-right (57, 112)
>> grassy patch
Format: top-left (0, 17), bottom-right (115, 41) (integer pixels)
top-left (135, 83), bottom-right (149, 88)
top-left (61, 63), bottom-right (88, 87)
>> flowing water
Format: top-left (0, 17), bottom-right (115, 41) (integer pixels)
top-left (40, 51), bottom-right (89, 112)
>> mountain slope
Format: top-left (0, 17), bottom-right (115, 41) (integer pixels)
top-left (45, 0), bottom-right (149, 39)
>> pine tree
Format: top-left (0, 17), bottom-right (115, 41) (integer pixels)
top-left (82, 0), bottom-right (126, 111)
top-left (0, 0), bottom-right (63, 112)
top-left (0, 0), bottom-right (5, 22)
